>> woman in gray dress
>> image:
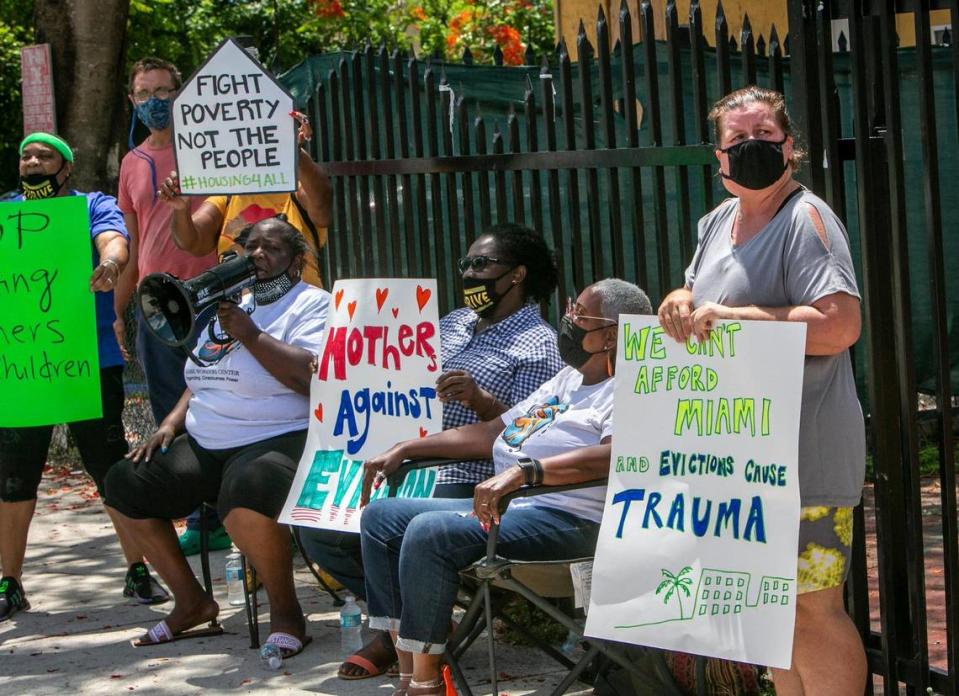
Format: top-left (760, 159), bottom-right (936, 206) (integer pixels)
top-left (657, 86), bottom-right (866, 695)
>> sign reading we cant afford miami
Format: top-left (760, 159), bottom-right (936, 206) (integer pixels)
top-left (172, 38), bottom-right (296, 196)
top-left (279, 279), bottom-right (443, 533)
top-left (0, 197), bottom-right (102, 426)
top-left (585, 317), bottom-right (806, 669)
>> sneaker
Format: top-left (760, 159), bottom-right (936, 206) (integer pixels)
top-left (0, 576), bottom-right (29, 622)
top-left (123, 562), bottom-right (170, 605)
top-left (178, 525), bottom-right (233, 557)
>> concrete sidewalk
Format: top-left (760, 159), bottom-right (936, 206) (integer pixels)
top-left (0, 466), bottom-right (588, 695)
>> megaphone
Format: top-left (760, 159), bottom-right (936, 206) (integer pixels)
top-left (138, 252), bottom-right (257, 348)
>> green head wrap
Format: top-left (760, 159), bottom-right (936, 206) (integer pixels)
top-left (19, 132), bottom-right (74, 163)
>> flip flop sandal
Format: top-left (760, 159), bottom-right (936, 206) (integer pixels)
top-left (265, 631), bottom-right (313, 659)
top-left (339, 653), bottom-right (390, 680)
top-left (133, 620), bottom-right (223, 647)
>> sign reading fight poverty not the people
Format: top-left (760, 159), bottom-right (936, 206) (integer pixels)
top-left (279, 279), bottom-right (443, 534)
top-left (585, 317), bottom-right (806, 669)
top-left (0, 197), bottom-right (102, 426)
top-left (172, 38), bottom-right (297, 196)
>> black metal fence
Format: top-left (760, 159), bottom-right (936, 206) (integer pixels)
top-left (299, 0), bottom-right (959, 692)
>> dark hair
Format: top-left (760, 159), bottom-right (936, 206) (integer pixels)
top-left (248, 216), bottom-right (308, 258)
top-left (480, 223), bottom-right (558, 304)
top-left (128, 57), bottom-right (182, 92)
top-left (708, 85), bottom-right (807, 171)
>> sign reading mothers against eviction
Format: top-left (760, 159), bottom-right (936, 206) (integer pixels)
top-left (0, 197), bottom-right (101, 426)
top-left (585, 318), bottom-right (806, 669)
top-left (172, 38), bottom-right (296, 196)
top-left (280, 279), bottom-right (443, 533)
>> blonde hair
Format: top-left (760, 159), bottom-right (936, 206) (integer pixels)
top-left (708, 86), bottom-right (806, 170)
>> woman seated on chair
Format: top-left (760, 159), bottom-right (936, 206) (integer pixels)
top-left (298, 222), bottom-right (565, 680)
top-left (104, 216), bottom-right (330, 660)
top-left (359, 279), bottom-right (651, 696)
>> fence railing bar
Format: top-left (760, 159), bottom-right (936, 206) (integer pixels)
top-left (576, 22), bottom-right (604, 282)
top-left (507, 108), bottom-right (526, 223)
top-left (689, 0), bottom-right (714, 214)
top-left (456, 96), bottom-right (477, 244)
top-left (877, 0), bottom-right (931, 689)
top-left (379, 46), bottom-right (403, 275)
top-left (492, 126), bottom-right (509, 223)
top-left (558, 38), bottom-right (586, 291)
top-left (769, 24), bottom-right (785, 95)
top-left (914, 0), bottom-right (959, 683)
top-left (364, 45), bottom-right (388, 273)
top-left (715, 0), bottom-right (733, 99)
top-left (666, 0), bottom-right (692, 271)
top-left (741, 12), bottom-right (756, 85)
top-left (524, 87), bottom-right (545, 235)
top-left (408, 57), bottom-right (432, 280)
top-left (441, 76), bottom-right (463, 305)
top-left (815, 2), bottom-right (845, 216)
top-left (424, 67), bottom-right (450, 310)
top-left (338, 59), bottom-right (362, 278)
top-left (475, 114), bottom-right (492, 231)
top-left (619, 0), bottom-right (647, 289)
top-left (392, 50), bottom-right (417, 277)
top-left (351, 52), bottom-right (374, 271)
top-left (540, 66), bottom-right (569, 305)
top-left (596, 6), bottom-right (624, 280)
top-left (311, 82), bottom-right (337, 286)
top-left (640, 0), bottom-right (672, 298)
top-left (326, 70), bottom-right (350, 282)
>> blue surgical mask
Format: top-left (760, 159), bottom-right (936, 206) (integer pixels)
top-left (135, 97), bottom-right (172, 130)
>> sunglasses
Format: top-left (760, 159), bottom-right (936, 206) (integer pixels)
top-left (457, 255), bottom-right (510, 273)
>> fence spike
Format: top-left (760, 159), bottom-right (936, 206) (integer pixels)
top-left (620, 0), bottom-right (630, 22)
top-left (769, 24), bottom-right (781, 54)
top-left (525, 43), bottom-right (535, 66)
top-left (558, 36), bottom-right (570, 62)
top-left (757, 33), bottom-right (766, 57)
top-left (577, 19), bottom-right (594, 57)
top-left (462, 46), bottom-right (473, 65)
top-left (837, 29), bottom-right (848, 53)
top-left (493, 44), bottom-right (504, 65)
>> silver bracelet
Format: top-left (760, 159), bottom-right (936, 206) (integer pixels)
top-left (100, 258), bottom-right (120, 274)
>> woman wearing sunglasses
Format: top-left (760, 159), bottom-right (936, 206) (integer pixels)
top-left (298, 222), bottom-right (565, 681)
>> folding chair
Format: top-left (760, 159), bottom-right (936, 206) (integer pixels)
top-left (387, 460), bottom-right (648, 696)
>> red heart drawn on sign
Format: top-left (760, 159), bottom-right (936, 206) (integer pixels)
top-left (391, 307), bottom-right (399, 319)
top-left (314, 404), bottom-right (323, 422)
top-left (347, 301), bottom-right (357, 320)
top-left (334, 289), bottom-right (344, 311)
top-left (416, 285), bottom-right (431, 312)
top-left (419, 427), bottom-right (428, 438)
top-left (375, 288), bottom-right (389, 312)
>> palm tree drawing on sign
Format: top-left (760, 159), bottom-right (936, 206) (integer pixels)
top-left (656, 566), bottom-right (693, 620)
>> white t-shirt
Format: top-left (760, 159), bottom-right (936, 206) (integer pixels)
top-left (492, 366), bottom-right (613, 523)
top-left (185, 283), bottom-right (331, 449)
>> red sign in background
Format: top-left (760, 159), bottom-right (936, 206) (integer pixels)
top-left (21, 44), bottom-right (57, 135)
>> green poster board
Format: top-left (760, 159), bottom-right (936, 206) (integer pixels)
top-left (0, 196), bottom-right (102, 426)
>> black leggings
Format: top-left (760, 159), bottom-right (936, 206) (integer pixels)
top-left (104, 429), bottom-right (306, 523)
top-left (0, 366), bottom-right (126, 502)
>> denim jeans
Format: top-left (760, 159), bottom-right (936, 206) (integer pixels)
top-left (360, 497), bottom-right (599, 654)
top-left (298, 482), bottom-right (476, 600)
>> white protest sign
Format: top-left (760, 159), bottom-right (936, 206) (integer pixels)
top-left (279, 279), bottom-right (443, 533)
top-left (172, 38), bottom-right (296, 196)
top-left (585, 318), bottom-right (806, 669)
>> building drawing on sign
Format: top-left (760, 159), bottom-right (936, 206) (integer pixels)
top-left (616, 567), bottom-right (794, 629)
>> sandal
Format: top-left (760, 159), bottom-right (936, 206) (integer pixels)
top-left (133, 620), bottom-right (223, 647)
top-left (264, 631), bottom-right (313, 659)
top-left (338, 630), bottom-right (398, 680)
top-left (391, 672), bottom-right (412, 696)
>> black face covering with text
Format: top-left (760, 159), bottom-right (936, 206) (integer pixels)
top-left (462, 267), bottom-right (515, 317)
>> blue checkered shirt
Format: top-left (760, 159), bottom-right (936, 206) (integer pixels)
top-left (437, 304), bottom-right (564, 485)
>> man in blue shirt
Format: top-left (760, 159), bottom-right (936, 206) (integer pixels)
top-left (0, 132), bottom-right (168, 621)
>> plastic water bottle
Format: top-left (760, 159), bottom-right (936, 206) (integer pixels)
top-left (339, 594), bottom-right (363, 654)
top-left (560, 629), bottom-right (579, 655)
top-left (225, 553), bottom-right (244, 606)
top-left (259, 642), bottom-right (282, 670)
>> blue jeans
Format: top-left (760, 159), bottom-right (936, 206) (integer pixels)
top-left (360, 497), bottom-right (599, 654)
top-left (298, 482), bottom-right (476, 599)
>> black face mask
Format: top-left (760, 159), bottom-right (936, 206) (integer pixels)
top-left (462, 267), bottom-right (516, 318)
top-left (557, 315), bottom-right (611, 369)
top-left (19, 168), bottom-right (66, 200)
top-left (719, 137), bottom-right (788, 191)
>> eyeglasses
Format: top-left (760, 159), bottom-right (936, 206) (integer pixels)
top-left (131, 87), bottom-right (177, 103)
top-left (457, 255), bottom-right (509, 273)
top-left (565, 297), bottom-right (616, 324)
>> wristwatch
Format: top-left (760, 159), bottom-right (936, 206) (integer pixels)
top-left (516, 457), bottom-right (543, 486)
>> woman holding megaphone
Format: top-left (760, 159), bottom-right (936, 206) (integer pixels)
top-left (104, 216), bottom-right (330, 661)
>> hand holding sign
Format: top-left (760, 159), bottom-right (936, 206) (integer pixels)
top-left (157, 171), bottom-right (189, 210)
